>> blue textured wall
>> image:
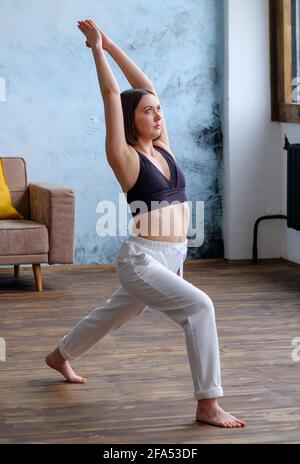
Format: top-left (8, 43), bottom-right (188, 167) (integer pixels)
top-left (0, 0), bottom-right (224, 263)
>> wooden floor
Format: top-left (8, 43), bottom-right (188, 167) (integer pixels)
top-left (0, 258), bottom-right (300, 444)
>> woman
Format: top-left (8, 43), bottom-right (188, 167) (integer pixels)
top-left (46, 19), bottom-right (246, 429)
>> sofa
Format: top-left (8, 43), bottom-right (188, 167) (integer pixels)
top-left (0, 157), bottom-right (75, 291)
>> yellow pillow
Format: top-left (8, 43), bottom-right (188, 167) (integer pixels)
top-left (0, 158), bottom-right (24, 219)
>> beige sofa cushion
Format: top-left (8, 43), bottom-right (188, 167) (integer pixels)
top-left (0, 220), bottom-right (49, 255)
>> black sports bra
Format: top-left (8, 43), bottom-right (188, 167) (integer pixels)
top-left (125, 145), bottom-right (188, 217)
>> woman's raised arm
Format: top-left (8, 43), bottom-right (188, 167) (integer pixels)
top-left (98, 28), bottom-right (171, 148)
top-left (84, 21), bottom-right (155, 91)
top-left (106, 41), bottom-right (155, 91)
top-left (97, 27), bottom-right (170, 148)
top-left (77, 20), bottom-right (130, 167)
top-left (77, 20), bottom-right (120, 96)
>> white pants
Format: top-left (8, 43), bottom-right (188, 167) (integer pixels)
top-left (58, 234), bottom-right (224, 401)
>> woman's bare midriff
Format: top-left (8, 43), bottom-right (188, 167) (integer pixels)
top-left (130, 201), bottom-right (190, 243)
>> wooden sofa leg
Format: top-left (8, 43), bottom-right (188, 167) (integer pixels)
top-left (14, 265), bottom-right (20, 277)
top-left (32, 264), bottom-right (43, 292)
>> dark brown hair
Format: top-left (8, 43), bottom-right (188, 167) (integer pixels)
top-left (120, 88), bottom-right (156, 146)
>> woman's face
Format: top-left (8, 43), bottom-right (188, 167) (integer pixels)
top-left (134, 93), bottom-right (162, 140)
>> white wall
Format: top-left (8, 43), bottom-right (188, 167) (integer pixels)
top-left (223, 0), bottom-right (291, 261)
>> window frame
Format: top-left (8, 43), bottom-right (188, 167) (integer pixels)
top-left (270, 0), bottom-right (300, 123)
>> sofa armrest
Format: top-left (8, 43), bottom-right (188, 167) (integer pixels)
top-left (28, 182), bottom-right (75, 264)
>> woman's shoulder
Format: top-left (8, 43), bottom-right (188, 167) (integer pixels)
top-left (153, 141), bottom-right (176, 160)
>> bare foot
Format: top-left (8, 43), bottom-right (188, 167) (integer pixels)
top-left (45, 346), bottom-right (86, 383)
top-left (196, 398), bottom-right (246, 428)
